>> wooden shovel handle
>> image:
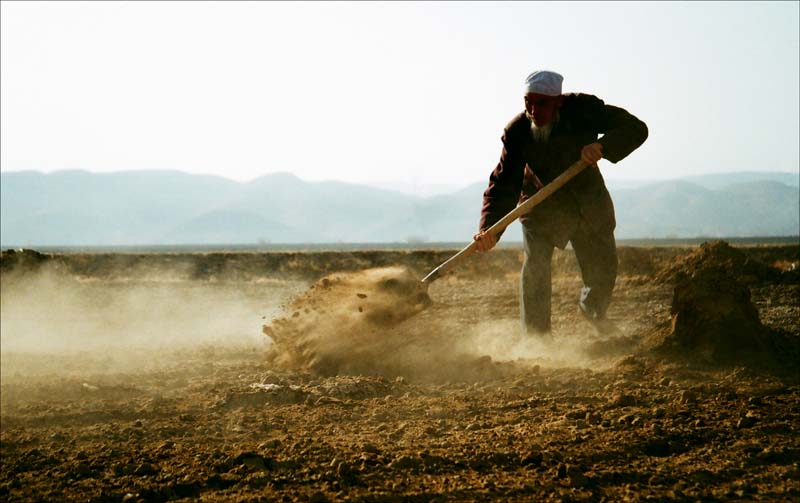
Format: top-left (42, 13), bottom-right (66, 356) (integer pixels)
top-left (421, 159), bottom-right (589, 284)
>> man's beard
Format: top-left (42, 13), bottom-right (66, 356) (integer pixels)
top-left (528, 111), bottom-right (559, 144)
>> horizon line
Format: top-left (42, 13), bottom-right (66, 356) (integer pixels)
top-left (3, 236), bottom-right (799, 254)
top-left (1, 167), bottom-right (798, 188)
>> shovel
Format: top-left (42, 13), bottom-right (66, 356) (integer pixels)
top-left (421, 159), bottom-right (589, 284)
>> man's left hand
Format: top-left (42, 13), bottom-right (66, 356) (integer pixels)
top-left (581, 142), bottom-right (603, 165)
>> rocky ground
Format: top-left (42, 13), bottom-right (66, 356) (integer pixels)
top-left (1, 243), bottom-right (798, 502)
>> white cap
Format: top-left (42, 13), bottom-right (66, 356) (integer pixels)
top-left (524, 70), bottom-right (563, 96)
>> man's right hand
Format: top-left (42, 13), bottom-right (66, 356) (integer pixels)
top-left (473, 230), bottom-right (497, 252)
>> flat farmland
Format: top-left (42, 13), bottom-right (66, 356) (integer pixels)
top-left (1, 244), bottom-right (798, 502)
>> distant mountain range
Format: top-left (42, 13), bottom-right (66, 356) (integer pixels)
top-left (1, 170), bottom-right (798, 246)
top-left (604, 171), bottom-right (800, 191)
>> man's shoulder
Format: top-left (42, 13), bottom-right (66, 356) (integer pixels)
top-left (562, 93), bottom-right (605, 112)
top-left (504, 111), bottom-right (530, 132)
top-left (560, 93), bottom-right (607, 130)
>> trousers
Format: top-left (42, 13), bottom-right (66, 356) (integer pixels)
top-left (520, 220), bottom-right (618, 334)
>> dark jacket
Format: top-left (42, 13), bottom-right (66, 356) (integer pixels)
top-left (480, 93), bottom-right (648, 248)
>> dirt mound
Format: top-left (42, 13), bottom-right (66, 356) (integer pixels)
top-left (655, 240), bottom-right (781, 285)
top-left (262, 267), bottom-right (432, 375)
top-left (648, 242), bottom-right (800, 369)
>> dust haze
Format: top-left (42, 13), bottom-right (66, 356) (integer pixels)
top-left (2, 258), bottom-right (616, 385)
top-left (263, 266), bottom-right (641, 383)
top-left (0, 262), bottom-right (306, 378)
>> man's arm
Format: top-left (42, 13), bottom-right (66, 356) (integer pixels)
top-left (479, 114), bottom-right (529, 238)
top-left (595, 102), bottom-right (649, 163)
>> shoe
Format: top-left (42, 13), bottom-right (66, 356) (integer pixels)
top-left (523, 323), bottom-right (551, 337)
top-left (579, 301), bottom-right (619, 336)
top-left (591, 318), bottom-right (621, 336)
top-left (578, 299), bottom-right (600, 320)
top-left (523, 327), bottom-right (553, 345)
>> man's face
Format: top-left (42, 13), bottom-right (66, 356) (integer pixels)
top-left (524, 92), bottom-right (563, 127)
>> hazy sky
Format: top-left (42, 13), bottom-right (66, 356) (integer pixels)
top-left (1, 1), bottom-right (798, 189)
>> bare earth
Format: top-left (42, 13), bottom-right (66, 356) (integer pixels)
top-left (1, 244), bottom-right (798, 502)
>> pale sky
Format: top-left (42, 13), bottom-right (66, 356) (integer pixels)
top-left (1, 1), bottom-right (798, 190)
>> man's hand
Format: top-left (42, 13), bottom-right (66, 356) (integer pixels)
top-left (473, 230), bottom-right (497, 252)
top-left (581, 142), bottom-right (603, 165)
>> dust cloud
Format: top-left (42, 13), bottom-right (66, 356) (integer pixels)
top-left (0, 263), bottom-right (305, 378)
top-left (459, 320), bottom-right (620, 368)
top-left (262, 266), bottom-right (623, 382)
top-left (2, 260), bottom-right (610, 386)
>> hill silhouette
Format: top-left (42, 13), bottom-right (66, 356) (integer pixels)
top-left (1, 170), bottom-right (797, 246)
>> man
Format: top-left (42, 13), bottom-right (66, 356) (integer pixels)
top-left (474, 70), bottom-right (648, 336)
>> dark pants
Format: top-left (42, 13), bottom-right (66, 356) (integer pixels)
top-left (520, 221), bottom-right (618, 334)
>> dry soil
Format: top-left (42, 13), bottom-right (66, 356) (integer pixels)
top-left (1, 244), bottom-right (798, 502)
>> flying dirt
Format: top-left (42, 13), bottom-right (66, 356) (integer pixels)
top-left (263, 266), bottom-right (432, 374)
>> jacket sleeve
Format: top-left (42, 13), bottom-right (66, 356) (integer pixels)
top-left (479, 117), bottom-right (528, 236)
top-left (595, 102), bottom-right (649, 163)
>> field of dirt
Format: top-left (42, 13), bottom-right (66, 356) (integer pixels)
top-left (1, 242), bottom-right (799, 502)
